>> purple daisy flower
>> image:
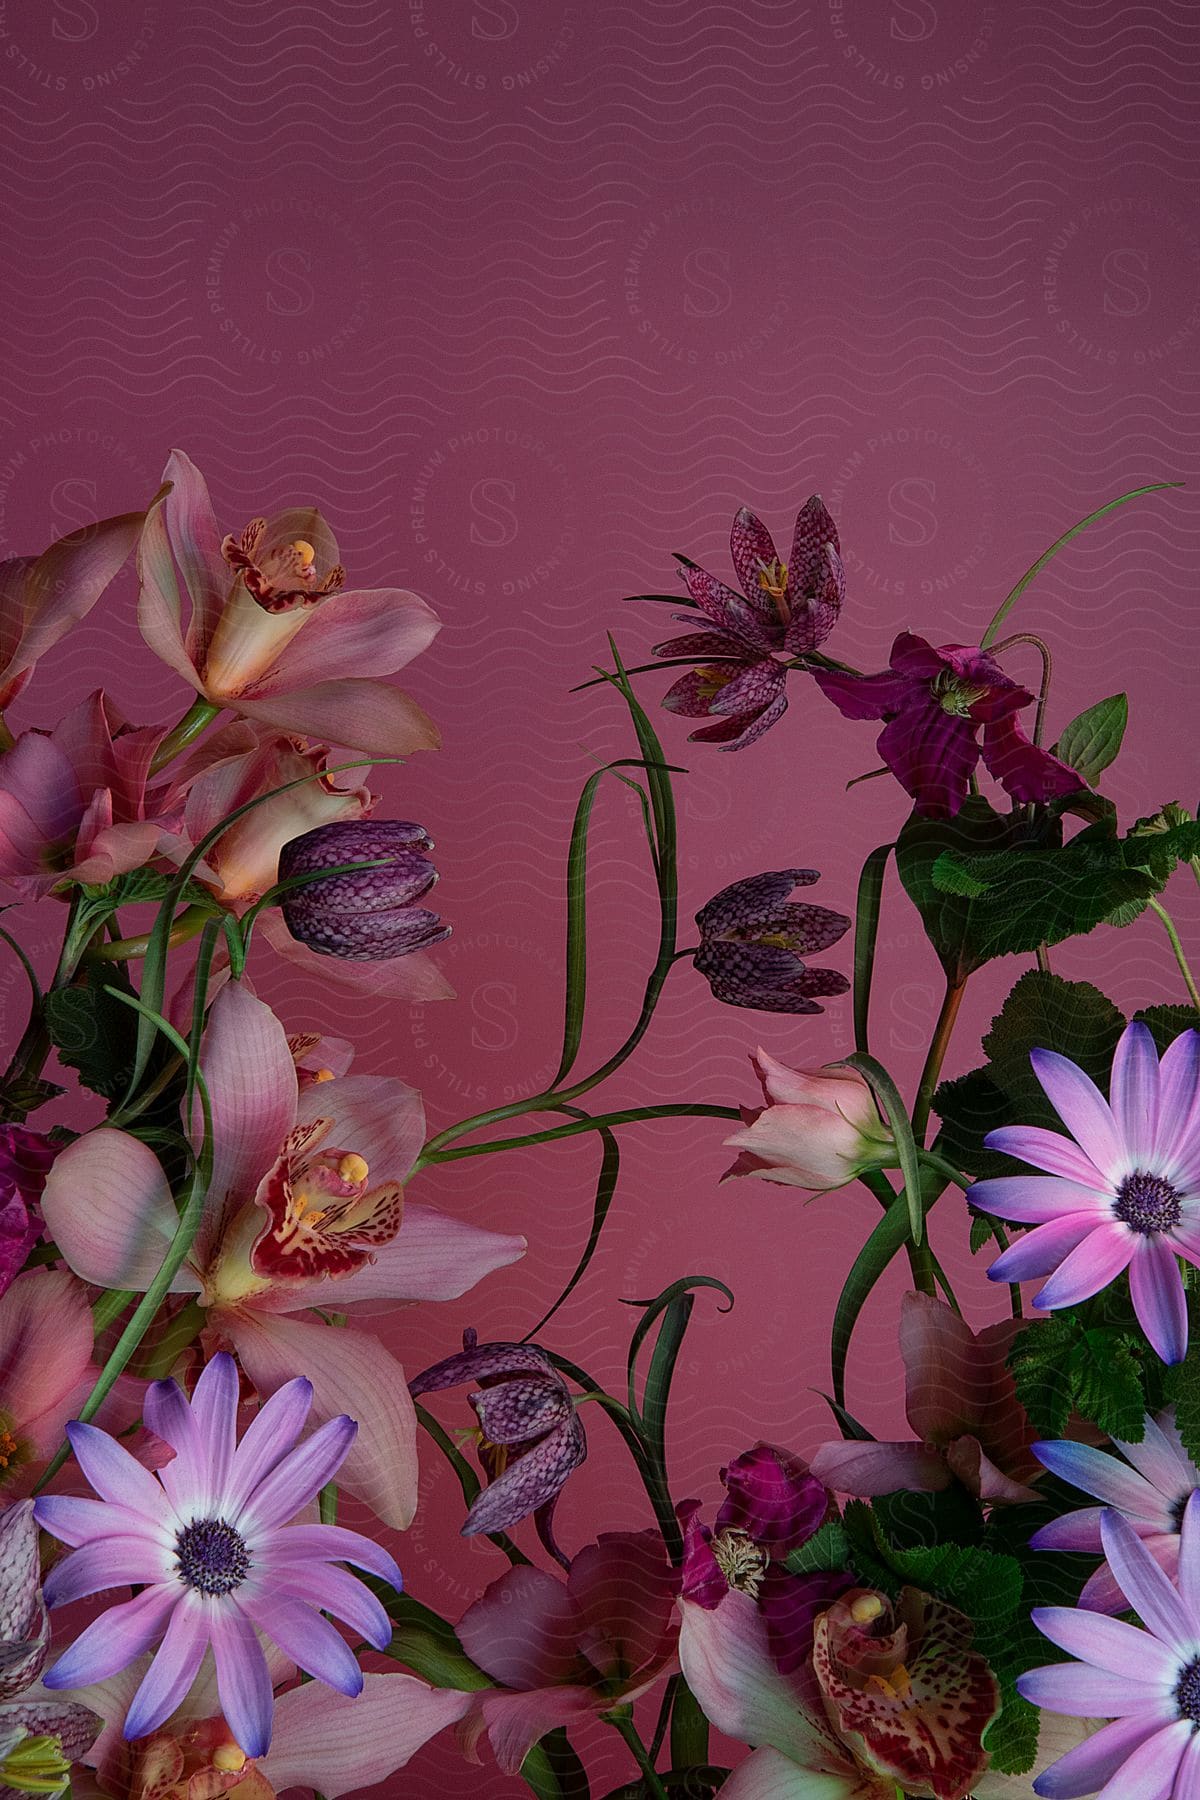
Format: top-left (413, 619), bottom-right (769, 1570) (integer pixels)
top-left (813, 631), bottom-right (1082, 818)
top-left (34, 1353), bottom-right (401, 1760)
top-left (1020, 1495), bottom-right (1200, 1798)
top-left (654, 496), bottom-right (844, 751)
top-left (693, 869), bottom-right (851, 1013)
top-left (974, 1021), bottom-right (1200, 1364)
top-left (1031, 1410), bottom-right (1200, 1615)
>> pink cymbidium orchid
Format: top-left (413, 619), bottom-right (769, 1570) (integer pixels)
top-left (138, 451), bottom-right (440, 757)
top-left (810, 1292), bottom-right (1041, 1505)
top-left (40, 984), bottom-right (526, 1529)
top-left (0, 692), bottom-right (183, 898)
top-left (449, 1531), bottom-right (679, 1775)
top-left (0, 505), bottom-right (148, 713)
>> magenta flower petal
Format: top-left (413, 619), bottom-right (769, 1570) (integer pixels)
top-left (876, 704), bottom-right (979, 818)
top-left (986, 1213), bottom-right (1104, 1284)
top-left (978, 709), bottom-right (1082, 806)
top-left (240, 1591), bottom-right (363, 1696)
top-left (1034, 1223), bottom-right (1136, 1309)
top-left (1129, 1235), bottom-right (1188, 1364)
top-left (122, 1593), bottom-right (209, 1741)
top-left (713, 1444), bottom-right (828, 1554)
top-left (209, 1599), bottom-right (275, 1760)
top-left (1029, 1047), bottom-right (1124, 1180)
top-left (1112, 1021), bottom-right (1161, 1165)
top-left (1100, 1509), bottom-right (1194, 1651)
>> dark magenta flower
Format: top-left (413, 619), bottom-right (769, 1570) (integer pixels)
top-left (409, 1331), bottom-right (586, 1546)
top-left (654, 497), bottom-right (844, 750)
top-left (814, 631), bottom-right (1083, 819)
top-left (278, 818), bottom-right (450, 960)
top-left (0, 1128), bottom-right (55, 1299)
top-left (694, 869), bottom-right (850, 1013)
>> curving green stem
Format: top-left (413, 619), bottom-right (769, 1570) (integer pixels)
top-left (1146, 897), bottom-right (1200, 1011)
top-left (149, 698), bottom-right (221, 773)
top-left (912, 975), bottom-right (967, 1145)
top-left (85, 904), bottom-right (216, 963)
top-left (605, 1708), bottom-right (669, 1800)
top-left (415, 1102), bottom-right (740, 1171)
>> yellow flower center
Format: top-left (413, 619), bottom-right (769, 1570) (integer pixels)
top-left (756, 558), bottom-right (788, 602)
top-left (291, 539), bottom-right (316, 569)
top-left (850, 1593), bottom-right (885, 1625)
top-left (213, 1745), bottom-right (248, 1773)
top-left (866, 1663), bottom-right (912, 1700)
top-left (312, 1067), bottom-right (335, 1083)
top-left (338, 1152), bottom-right (370, 1185)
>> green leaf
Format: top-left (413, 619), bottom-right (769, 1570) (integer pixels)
top-left (522, 1122), bottom-right (621, 1340)
top-left (623, 1278), bottom-right (734, 1427)
top-left (783, 1518), bottom-right (850, 1576)
top-left (934, 972), bottom-right (1125, 1179)
top-left (969, 1212), bottom-right (998, 1254)
top-left (980, 482), bottom-right (1183, 648)
top-left (520, 1729), bottom-right (591, 1800)
top-left (894, 797), bottom-right (1027, 980)
top-left (1052, 694), bottom-right (1128, 784)
top-left (831, 1162), bottom-right (948, 1405)
top-left (44, 968), bottom-right (142, 1102)
top-left (668, 1680), bottom-right (709, 1775)
top-left (1134, 1003), bottom-right (1200, 1054)
top-left (852, 844), bottom-right (893, 1054)
top-left (640, 1294), bottom-right (693, 1476)
top-left (835, 1050), bottom-right (924, 1243)
top-left (841, 1503), bottom-right (1022, 1658)
top-left (1008, 1311), bottom-right (1149, 1441)
top-left (380, 1593), bottom-right (492, 1691)
top-left (1165, 1340), bottom-right (1200, 1467)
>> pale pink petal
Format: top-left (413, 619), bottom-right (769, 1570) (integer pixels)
top-left (264, 1201), bottom-right (526, 1310)
top-left (293, 1074), bottom-right (425, 1181)
top-left (248, 589), bottom-right (440, 694)
top-left (720, 1747), bottom-right (871, 1800)
top-left (259, 910), bottom-right (455, 1002)
top-left (457, 1566), bottom-right (583, 1689)
top-left (222, 1310), bottom-right (418, 1530)
top-left (808, 1440), bottom-right (949, 1495)
top-left (234, 678), bottom-right (439, 758)
top-left (261, 1674), bottom-right (472, 1798)
top-left (136, 488), bottom-right (203, 690)
top-left (0, 1270), bottom-right (95, 1445)
top-left (40, 1131), bottom-right (200, 1295)
top-left (194, 984), bottom-right (298, 1215)
top-left (678, 1591), bottom-right (831, 1768)
top-left (2, 507), bottom-right (146, 688)
top-left (162, 451), bottom-right (228, 660)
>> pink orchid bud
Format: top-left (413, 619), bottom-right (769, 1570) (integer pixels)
top-left (722, 1048), bottom-right (893, 1190)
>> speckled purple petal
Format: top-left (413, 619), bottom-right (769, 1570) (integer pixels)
top-left (729, 508), bottom-right (785, 621)
top-left (689, 689), bottom-right (788, 750)
top-left (653, 630), bottom-right (751, 661)
top-left (695, 942), bottom-right (849, 1012)
top-left (409, 1336), bottom-right (558, 1397)
top-left (696, 869), bottom-right (821, 935)
top-left (470, 1379), bottom-right (570, 1448)
top-left (707, 657), bottom-right (786, 720)
top-left (677, 561), bottom-right (778, 652)
top-left (0, 1504), bottom-right (48, 1698)
top-left (788, 495), bottom-right (841, 598)
top-left (0, 1696), bottom-right (100, 1762)
top-left (463, 1412), bottom-right (586, 1535)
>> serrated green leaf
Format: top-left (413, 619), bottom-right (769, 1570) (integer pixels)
top-left (1008, 1313), bottom-right (1077, 1437)
top-left (1165, 1347), bottom-right (1200, 1467)
top-left (1052, 694), bottom-right (1128, 784)
top-left (44, 972), bottom-right (142, 1102)
top-left (1134, 1003), bottom-right (1200, 1054)
top-left (1069, 1330), bottom-right (1146, 1440)
top-left (783, 1518), bottom-right (850, 1576)
top-left (894, 797), bottom-right (1024, 980)
top-left (1008, 1311), bottom-right (1149, 1442)
top-left (969, 1211), bottom-right (998, 1254)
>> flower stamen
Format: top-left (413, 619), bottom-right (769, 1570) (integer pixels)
top-left (1114, 1170), bottom-right (1183, 1235)
top-left (174, 1519), bottom-right (250, 1597)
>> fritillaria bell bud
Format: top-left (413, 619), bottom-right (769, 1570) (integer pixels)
top-left (277, 818), bottom-right (450, 961)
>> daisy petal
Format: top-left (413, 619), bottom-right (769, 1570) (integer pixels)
top-left (1091, 1719), bottom-right (1192, 1800)
top-left (1116, 1409), bottom-right (1200, 1498)
top-left (224, 1378), bottom-right (313, 1517)
top-left (262, 1523), bottom-right (401, 1586)
top-left (1034, 1224), bottom-right (1135, 1310)
top-left (1032, 1442), bottom-right (1169, 1524)
top-left (123, 1593), bottom-right (209, 1741)
top-left (1030, 1506), bottom-right (1106, 1553)
top-left (1030, 1606), bottom-right (1176, 1682)
top-left (209, 1599), bottom-right (275, 1761)
top-left (34, 1495), bottom-right (169, 1549)
top-left (1100, 1509), bottom-right (1196, 1650)
top-left (1177, 1492), bottom-right (1200, 1619)
top-left (1110, 1023), bottom-right (1161, 1166)
top-left (43, 1535), bottom-right (172, 1607)
top-left (971, 1175), bottom-right (1110, 1223)
top-left (239, 1591), bottom-right (363, 1696)
top-left (261, 1562), bottom-right (390, 1651)
top-left (1035, 1714), bottom-right (1183, 1800)
top-left (984, 1126), bottom-right (1110, 1186)
top-left (144, 1377), bottom-right (210, 1516)
top-left (1157, 1030), bottom-right (1200, 1180)
top-left (1129, 1236), bottom-right (1188, 1364)
top-left (987, 1214), bottom-right (1105, 1285)
top-left (42, 1584), bottom-right (179, 1688)
top-left (190, 1353), bottom-right (240, 1500)
top-left (236, 1415), bottom-right (356, 1534)
top-left (1018, 1661), bottom-right (1174, 1716)
top-left (1174, 1730), bottom-right (1200, 1800)
top-left (1030, 1048), bottom-right (1125, 1181)
top-left (63, 1422), bottom-right (172, 1523)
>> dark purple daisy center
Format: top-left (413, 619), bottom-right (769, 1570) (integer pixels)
top-left (1176, 1656), bottom-right (1200, 1723)
top-left (174, 1518), bottom-right (250, 1596)
top-left (1113, 1169), bottom-right (1182, 1235)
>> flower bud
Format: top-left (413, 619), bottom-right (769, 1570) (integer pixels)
top-left (722, 1048), bottom-right (893, 1191)
top-left (278, 819), bottom-right (450, 961)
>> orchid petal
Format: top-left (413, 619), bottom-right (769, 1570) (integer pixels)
top-left (678, 1590), bottom-right (826, 1767)
top-left (247, 588), bottom-right (439, 693)
top-left (40, 1132), bottom-right (195, 1295)
top-left (234, 678), bottom-right (439, 759)
top-left (194, 984), bottom-right (297, 1218)
top-left (279, 1201), bottom-right (526, 1308)
top-left (261, 1674), bottom-right (471, 1798)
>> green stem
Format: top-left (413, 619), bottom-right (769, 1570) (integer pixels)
top-left (1146, 896), bottom-right (1200, 1011)
top-left (149, 699), bottom-right (221, 773)
top-left (85, 904), bottom-right (216, 963)
top-left (860, 1167), bottom-right (936, 1298)
top-left (991, 633), bottom-right (1053, 745)
top-left (911, 976), bottom-right (967, 1145)
top-left (416, 1102), bottom-right (739, 1169)
top-left (91, 1288), bottom-right (136, 1333)
top-left (919, 1150), bottom-right (972, 1193)
top-left (606, 1710), bottom-right (668, 1800)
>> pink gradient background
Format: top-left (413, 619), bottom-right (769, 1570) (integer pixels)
top-left (2, 0), bottom-right (1199, 1792)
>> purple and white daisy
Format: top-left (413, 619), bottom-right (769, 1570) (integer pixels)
top-left (34, 1353), bottom-right (401, 1760)
top-left (974, 1021), bottom-right (1200, 1364)
top-left (1021, 1494), bottom-right (1200, 1798)
top-left (1032, 1410), bottom-right (1200, 1614)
